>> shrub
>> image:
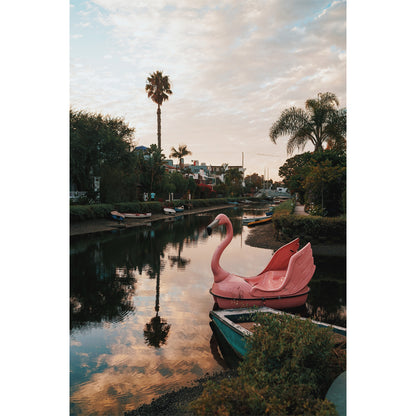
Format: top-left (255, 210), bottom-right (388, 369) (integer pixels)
top-left (114, 201), bottom-right (162, 214)
top-left (70, 204), bottom-right (114, 222)
top-left (274, 199), bottom-right (295, 216)
top-left (190, 313), bottom-right (344, 415)
top-left (273, 214), bottom-right (346, 244)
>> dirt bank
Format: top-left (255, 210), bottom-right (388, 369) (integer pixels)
top-left (123, 371), bottom-right (236, 416)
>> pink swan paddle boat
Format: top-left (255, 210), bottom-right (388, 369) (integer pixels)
top-left (206, 213), bottom-right (316, 309)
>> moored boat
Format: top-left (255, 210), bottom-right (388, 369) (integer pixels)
top-left (242, 215), bottom-right (270, 225)
top-left (174, 205), bottom-right (184, 212)
top-left (163, 207), bottom-right (176, 215)
top-left (207, 214), bottom-right (315, 309)
top-left (122, 212), bottom-right (152, 219)
top-left (209, 307), bottom-right (346, 359)
top-left (110, 210), bottom-right (125, 221)
top-left (247, 216), bottom-right (272, 227)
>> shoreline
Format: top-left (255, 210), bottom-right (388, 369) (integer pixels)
top-left (245, 222), bottom-right (346, 256)
top-left (70, 204), bottom-right (231, 237)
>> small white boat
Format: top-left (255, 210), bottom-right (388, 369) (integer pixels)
top-left (110, 211), bottom-right (125, 221)
top-left (163, 207), bottom-right (176, 215)
top-left (122, 212), bottom-right (152, 219)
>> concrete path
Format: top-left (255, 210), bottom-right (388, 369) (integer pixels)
top-left (294, 203), bottom-right (308, 216)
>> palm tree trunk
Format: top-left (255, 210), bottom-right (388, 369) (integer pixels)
top-left (157, 105), bottom-right (161, 150)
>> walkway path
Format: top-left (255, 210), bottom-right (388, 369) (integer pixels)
top-left (294, 203), bottom-right (308, 216)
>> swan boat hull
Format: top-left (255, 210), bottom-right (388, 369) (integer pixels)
top-left (210, 286), bottom-right (310, 310)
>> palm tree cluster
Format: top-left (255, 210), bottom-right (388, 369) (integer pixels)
top-left (269, 92), bottom-right (346, 155)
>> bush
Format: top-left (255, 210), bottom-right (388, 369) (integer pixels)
top-left (190, 313), bottom-right (345, 415)
top-left (273, 214), bottom-right (346, 244)
top-left (114, 201), bottom-right (162, 214)
top-left (70, 204), bottom-right (114, 222)
top-left (274, 199), bottom-right (295, 216)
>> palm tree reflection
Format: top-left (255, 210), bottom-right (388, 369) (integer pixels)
top-left (144, 270), bottom-right (171, 348)
top-left (168, 241), bottom-right (190, 269)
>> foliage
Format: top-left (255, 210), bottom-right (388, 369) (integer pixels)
top-left (278, 153), bottom-right (314, 202)
top-left (223, 167), bottom-right (244, 196)
top-left (273, 199), bottom-right (295, 216)
top-left (70, 109), bottom-right (137, 202)
top-left (243, 173), bottom-right (263, 193)
top-left (113, 201), bottom-right (162, 214)
top-left (190, 313), bottom-right (345, 415)
top-left (270, 92), bottom-right (346, 155)
top-left (278, 150), bottom-right (346, 216)
top-left (69, 204), bottom-right (114, 222)
top-left (166, 171), bottom-right (189, 197)
top-left (273, 214), bottom-right (346, 244)
top-left (195, 183), bottom-right (216, 199)
top-left (137, 144), bottom-right (167, 194)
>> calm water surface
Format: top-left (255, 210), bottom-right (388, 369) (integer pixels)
top-left (70, 207), bottom-right (345, 415)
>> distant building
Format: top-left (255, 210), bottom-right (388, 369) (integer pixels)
top-left (208, 165), bottom-right (245, 184)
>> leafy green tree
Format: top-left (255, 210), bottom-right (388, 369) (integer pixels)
top-left (168, 171), bottom-right (188, 197)
top-left (244, 173), bottom-right (263, 193)
top-left (270, 92), bottom-right (346, 155)
top-left (278, 153), bottom-right (313, 202)
top-left (70, 109), bottom-right (136, 202)
top-left (303, 156), bottom-right (346, 216)
top-left (169, 144), bottom-right (192, 170)
top-left (145, 71), bottom-right (172, 150)
top-left (278, 150), bottom-right (346, 215)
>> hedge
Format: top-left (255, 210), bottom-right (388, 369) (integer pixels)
top-left (113, 201), bottom-right (162, 214)
top-left (70, 204), bottom-right (114, 222)
top-left (273, 214), bottom-right (346, 244)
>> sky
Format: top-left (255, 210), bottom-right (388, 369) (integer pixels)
top-left (70, 0), bottom-right (346, 181)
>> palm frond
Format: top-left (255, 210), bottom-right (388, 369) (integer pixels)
top-left (269, 107), bottom-right (310, 143)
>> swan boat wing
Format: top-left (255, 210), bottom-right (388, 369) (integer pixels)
top-left (249, 242), bottom-right (315, 296)
top-left (258, 238), bottom-right (300, 274)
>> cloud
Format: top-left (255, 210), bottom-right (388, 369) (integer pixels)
top-left (71, 0), bottom-right (346, 179)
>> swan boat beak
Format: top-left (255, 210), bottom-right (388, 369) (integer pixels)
top-left (206, 218), bottom-right (220, 236)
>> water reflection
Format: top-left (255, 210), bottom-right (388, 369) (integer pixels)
top-left (144, 271), bottom-right (171, 348)
top-left (70, 207), bottom-right (345, 415)
top-left (70, 212), bottom-right (233, 332)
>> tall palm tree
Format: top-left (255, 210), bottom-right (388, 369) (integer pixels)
top-left (170, 144), bottom-right (192, 170)
top-left (269, 92), bottom-right (346, 155)
top-left (145, 71), bottom-right (172, 150)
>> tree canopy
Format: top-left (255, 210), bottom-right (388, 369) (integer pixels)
top-left (70, 109), bottom-right (136, 202)
top-left (279, 150), bottom-right (346, 216)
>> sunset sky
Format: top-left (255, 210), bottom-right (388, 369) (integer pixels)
top-left (70, 0), bottom-right (346, 181)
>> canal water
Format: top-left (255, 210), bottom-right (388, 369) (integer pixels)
top-left (70, 207), bottom-right (346, 416)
